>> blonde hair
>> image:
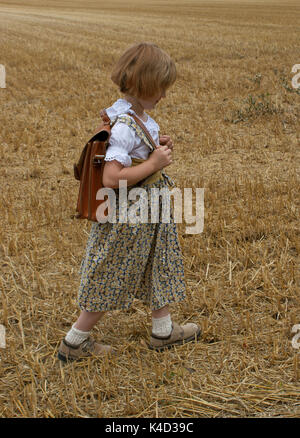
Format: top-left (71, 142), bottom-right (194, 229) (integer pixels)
top-left (111, 42), bottom-right (176, 99)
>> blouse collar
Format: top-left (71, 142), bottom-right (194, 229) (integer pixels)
top-left (105, 98), bottom-right (159, 131)
top-left (105, 98), bottom-right (132, 120)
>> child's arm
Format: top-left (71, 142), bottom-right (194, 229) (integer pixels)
top-left (103, 145), bottom-right (172, 189)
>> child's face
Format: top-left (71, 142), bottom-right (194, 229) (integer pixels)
top-left (139, 90), bottom-right (166, 110)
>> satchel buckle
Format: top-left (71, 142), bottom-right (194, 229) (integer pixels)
top-left (93, 154), bottom-right (105, 165)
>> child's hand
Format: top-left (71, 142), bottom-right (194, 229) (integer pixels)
top-left (149, 145), bottom-right (172, 171)
top-left (159, 135), bottom-right (173, 150)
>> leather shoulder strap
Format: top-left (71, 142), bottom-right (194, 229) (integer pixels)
top-left (98, 108), bottom-right (158, 150)
top-left (127, 112), bottom-right (158, 150)
top-left (100, 109), bottom-right (111, 125)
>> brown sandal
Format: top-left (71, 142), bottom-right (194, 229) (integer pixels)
top-left (57, 336), bottom-right (115, 362)
top-left (149, 322), bottom-right (201, 351)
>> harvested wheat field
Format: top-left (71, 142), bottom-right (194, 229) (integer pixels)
top-left (0, 0), bottom-right (299, 419)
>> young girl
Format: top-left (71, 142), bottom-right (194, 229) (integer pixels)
top-left (58, 42), bottom-right (201, 362)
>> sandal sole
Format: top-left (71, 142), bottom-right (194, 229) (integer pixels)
top-left (57, 352), bottom-right (78, 363)
top-left (148, 328), bottom-right (201, 352)
top-left (57, 350), bottom-right (116, 363)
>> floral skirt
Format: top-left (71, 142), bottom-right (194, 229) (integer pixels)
top-left (77, 175), bottom-right (187, 311)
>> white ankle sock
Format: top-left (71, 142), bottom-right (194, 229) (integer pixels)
top-left (152, 314), bottom-right (172, 337)
top-left (65, 324), bottom-right (90, 346)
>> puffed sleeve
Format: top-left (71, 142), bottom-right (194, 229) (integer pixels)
top-left (104, 121), bottom-right (135, 167)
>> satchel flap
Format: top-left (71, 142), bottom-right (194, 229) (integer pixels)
top-left (89, 127), bottom-right (110, 143)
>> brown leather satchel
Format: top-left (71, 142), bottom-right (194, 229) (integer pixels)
top-left (74, 109), bottom-right (111, 222)
top-left (74, 109), bottom-right (158, 222)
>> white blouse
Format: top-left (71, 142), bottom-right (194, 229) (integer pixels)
top-left (104, 98), bottom-right (160, 167)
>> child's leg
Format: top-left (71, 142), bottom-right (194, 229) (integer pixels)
top-left (75, 310), bottom-right (105, 331)
top-left (150, 304), bottom-right (201, 350)
top-left (151, 305), bottom-right (172, 337)
top-left (152, 305), bottom-right (170, 319)
top-left (65, 310), bottom-right (105, 346)
top-left (58, 310), bottom-right (113, 362)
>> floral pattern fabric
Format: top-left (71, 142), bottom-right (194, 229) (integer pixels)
top-left (77, 175), bottom-right (186, 312)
